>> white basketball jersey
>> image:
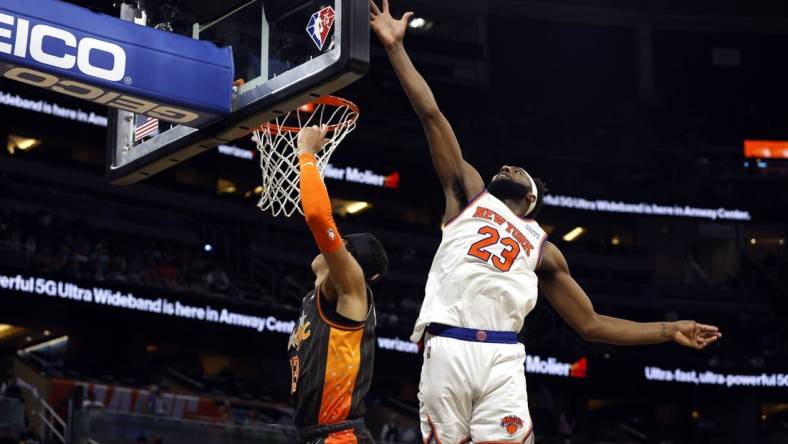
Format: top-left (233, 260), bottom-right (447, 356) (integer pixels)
top-left (410, 192), bottom-right (548, 342)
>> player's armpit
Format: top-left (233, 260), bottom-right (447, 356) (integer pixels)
top-left (420, 110), bottom-right (485, 222)
top-left (322, 249), bottom-right (368, 322)
top-left (536, 242), bottom-right (602, 341)
top-left (441, 160), bottom-right (486, 223)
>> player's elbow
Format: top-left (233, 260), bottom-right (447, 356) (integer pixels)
top-left (415, 104), bottom-right (441, 121)
top-left (303, 206), bottom-right (328, 229)
top-left (303, 207), bottom-right (319, 225)
top-left (577, 317), bottom-right (604, 342)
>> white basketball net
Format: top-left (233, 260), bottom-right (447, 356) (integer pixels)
top-left (252, 97), bottom-right (359, 217)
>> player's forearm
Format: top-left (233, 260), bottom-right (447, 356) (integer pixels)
top-left (584, 315), bottom-right (674, 345)
top-left (384, 42), bottom-right (441, 119)
top-left (298, 153), bottom-right (342, 253)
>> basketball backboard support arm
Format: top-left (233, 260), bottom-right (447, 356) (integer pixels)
top-left (260, 7), bottom-right (269, 84)
top-left (106, 0), bottom-right (369, 186)
top-left (191, 1), bottom-right (256, 38)
top-left (109, 3), bottom-right (140, 160)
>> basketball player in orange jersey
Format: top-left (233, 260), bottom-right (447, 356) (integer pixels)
top-left (370, 2), bottom-right (722, 443)
top-left (288, 125), bottom-right (389, 444)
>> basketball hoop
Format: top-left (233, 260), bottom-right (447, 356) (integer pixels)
top-left (252, 96), bottom-right (359, 217)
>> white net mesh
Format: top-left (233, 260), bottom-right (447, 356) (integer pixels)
top-left (252, 97), bottom-right (359, 217)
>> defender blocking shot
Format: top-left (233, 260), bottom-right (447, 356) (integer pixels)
top-left (370, 2), bottom-right (723, 443)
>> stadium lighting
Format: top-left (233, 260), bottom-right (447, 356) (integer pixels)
top-left (346, 201), bottom-right (370, 214)
top-left (408, 17), bottom-right (432, 31)
top-left (610, 235), bottom-right (621, 246)
top-left (331, 199), bottom-right (371, 216)
top-left (0, 324), bottom-right (17, 339)
top-left (217, 178), bottom-right (237, 194)
top-left (22, 335), bottom-right (68, 353)
top-left (750, 238), bottom-right (757, 245)
top-left (7, 135), bottom-right (42, 154)
top-left (562, 227), bottom-right (585, 242)
top-left (204, 244), bottom-right (213, 252)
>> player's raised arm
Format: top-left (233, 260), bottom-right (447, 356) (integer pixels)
top-left (537, 242), bottom-right (722, 349)
top-left (370, 0), bottom-right (484, 222)
top-left (297, 126), bottom-right (368, 320)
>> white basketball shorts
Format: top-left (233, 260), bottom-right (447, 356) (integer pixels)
top-left (418, 333), bottom-right (535, 444)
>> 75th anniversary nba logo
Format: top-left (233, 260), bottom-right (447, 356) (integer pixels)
top-left (306, 6), bottom-right (336, 50)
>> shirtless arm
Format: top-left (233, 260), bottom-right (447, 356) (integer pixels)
top-left (370, 0), bottom-right (484, 223)
top-left (537, 242), bottom-right (722, 348)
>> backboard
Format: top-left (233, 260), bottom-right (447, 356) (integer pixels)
top-left (106, 0), bottom-right (368, 185)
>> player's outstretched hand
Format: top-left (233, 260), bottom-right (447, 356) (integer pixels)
top-left (671, 321), bottom-right (722, 350)
top-left (297, 125), bottom-right (328, 156)
top-left (370, 0), bottom-right (414, 48)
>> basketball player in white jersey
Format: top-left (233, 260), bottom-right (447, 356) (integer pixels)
top-left (370, 2), bottom-right (723, 443)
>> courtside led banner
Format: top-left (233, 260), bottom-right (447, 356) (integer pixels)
top-left (645, 366), bottom-right (788, 389)
top-left (324, 163), bottom-right (400, 189)
top-left (526, 355), bottom-right (587, 379)
top-left (744, 140), bottom-right (788, 159)
top-left (0, 0), bottom-right (233, 126)
top-left (0, 89), bottom-right (107, 127)
top-left (0, 271), bottom-right (412, 354)
top-left (215, 145), bottom-right (402, 189)
top-left (544, 195), bottom-right (751, 221)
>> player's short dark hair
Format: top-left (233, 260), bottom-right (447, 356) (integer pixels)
top-left (529, 177), bottom-right (548, 218)
top-left (344, 233), bottom-right (388, 285)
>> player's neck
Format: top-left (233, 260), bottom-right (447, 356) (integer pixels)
top-left (501, 198), bottom-right (529, 218)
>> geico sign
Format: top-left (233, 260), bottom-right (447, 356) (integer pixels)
top-left (0, 13), bottom-right (125, 82)
top-left (1, 67), bottom-right (198, 124)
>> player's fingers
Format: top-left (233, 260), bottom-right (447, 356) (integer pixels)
top-left (697, 323), bottom-right (719, 332)
top-left (382, 0), bottom-right (390, 13)
top-left (369, 0), bottom-right (381, 16)
top-left (705, 332), bottom-right (722, 341)
top-left (401, 11), bottom-right (414, 25)
top-left (320, 125), bottom-right (329, 138)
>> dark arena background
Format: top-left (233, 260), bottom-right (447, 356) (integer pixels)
top-left (1, 1), bottom-right (787, 443)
